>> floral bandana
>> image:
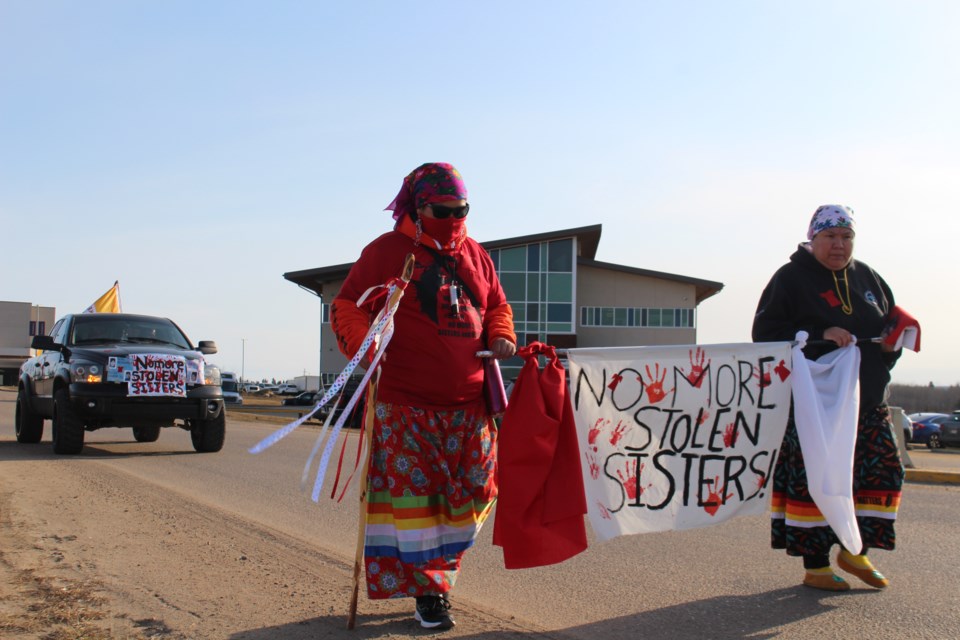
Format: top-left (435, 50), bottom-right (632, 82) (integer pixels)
top-left (807, 204), bottom-right (856, 240)
top-left (385, 162), bottom-right (468, 228)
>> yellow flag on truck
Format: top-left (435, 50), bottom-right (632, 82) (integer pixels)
top-left (83, 281), bottom-right (122, 313)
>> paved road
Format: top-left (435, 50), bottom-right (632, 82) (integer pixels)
top-left (2, 388), bottom-right (960, 639)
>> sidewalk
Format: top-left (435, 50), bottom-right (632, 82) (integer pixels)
top-left (903, 446), bottom-right (960, 484)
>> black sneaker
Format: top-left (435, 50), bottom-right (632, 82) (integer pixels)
top-left (414, 595), bottom-right (455, 630)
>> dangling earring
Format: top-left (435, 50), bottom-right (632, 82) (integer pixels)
top-left (414, 218), bottom-right (423, 246)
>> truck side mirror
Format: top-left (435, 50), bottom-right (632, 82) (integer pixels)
top-left (31, 335), bottom-right (58, 351)
top-left (197, 340), bottom-right (218, 355)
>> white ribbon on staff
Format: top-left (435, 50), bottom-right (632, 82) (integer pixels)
top-left (247, 278), bottom-right (403, 456)
top-left (249, 276), bottom-right (408, 505)
top-left (303, 317), bottom-right (392, 502)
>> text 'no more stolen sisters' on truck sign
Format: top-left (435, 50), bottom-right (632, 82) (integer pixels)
top-left (566, 342), bottom-right (792, 541)
top-left (108, 354), bottom-right (189, 397)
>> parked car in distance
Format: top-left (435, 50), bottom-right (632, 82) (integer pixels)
top-left (282, 378), bottom-right (365, 427)
top-left (241, 383), bottom-right (261, 393)
top-left (15, 313), bottom-right (225, 454)
top-left (890, 406), bottom-right (912, 447)
top-left (908, 412), bottom-right (948, 449)
top-left (277, 383), bottom-right (300, 395)
top-left (282, 391), bottom-right (319, 406)
top-left (938, 413), bottom-right (960, 448)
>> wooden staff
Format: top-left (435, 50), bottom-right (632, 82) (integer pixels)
top-left (347, 253), bottom-right (415, 630)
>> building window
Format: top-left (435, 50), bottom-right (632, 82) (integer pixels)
top-left (547, 273), bottom-right (573, 302)
top-left (648, 308), bottom-right (661, 327)
top-left (28, 321), bottom-right (46, 336)
top-left (579, 306), bottom-right (696, 329)
top-left (491, 237), bottom-right (575, 336)
top-left (500, 273), bottom-right (526, 302)
top-left (499, 246), bottom-right (526, 271)
top-left (526, 303), bottom-right (539, 322)
top-left (527, 244), bottom-right (540, 271)
top-left (547, 303), bottom-right (571, 323)
top-left (548, 238), bottom-right (573, 272)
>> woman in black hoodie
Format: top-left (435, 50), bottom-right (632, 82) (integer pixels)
top-left (753, 204), bottom-right (903, 591)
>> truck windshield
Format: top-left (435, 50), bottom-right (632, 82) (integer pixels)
top-left (70, 316), bottom-right (192, 349)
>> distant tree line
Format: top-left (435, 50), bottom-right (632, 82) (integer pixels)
top-left (888, 384), bottom-right (960, 414)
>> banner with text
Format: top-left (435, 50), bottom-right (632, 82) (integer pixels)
top-left (566, 342), bottom-right (793, 541)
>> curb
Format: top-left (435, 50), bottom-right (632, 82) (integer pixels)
top-left (905, 469), bottom-right (960, 485)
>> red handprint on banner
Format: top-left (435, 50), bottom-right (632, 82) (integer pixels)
top-left (752, 365), bottom-right (771, 389)
top-left (754, 473), bottom-right (767, 492)
top-left (703, 476), bottom-right (734, 516)
top-left (609, 420), bottom-right (629, 446)
top-left (585, 451), bottom-right (601, 480)
top-left (697, 408), bottom-right (710, 426)
top-left (681, 347), bottom-right (709, 388)
top-left (774, 359), bottom-right (791, 382)
top-left (723, 422), bottom-right (738, 448)
top-left (641, 363), bottom-right (674, 404)
top-left (588, 418), bottom-right (609, 446)
top-left (616, 459), bottom-right (652, 501)
top-left (607, 372), bottom-right (623, 391)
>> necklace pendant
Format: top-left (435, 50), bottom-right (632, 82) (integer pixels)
top-left (450, 283), bottom-right (460, 315)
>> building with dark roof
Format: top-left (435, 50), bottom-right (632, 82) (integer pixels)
top-left (0, 301), bottom-right (56, 386)
top-left (284, 224), bottom-right (723, 380)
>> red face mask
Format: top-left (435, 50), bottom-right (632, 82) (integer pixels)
top-left (420, 215), bottom-right (466, 250)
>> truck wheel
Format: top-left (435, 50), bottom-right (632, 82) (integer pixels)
top-left (190, 411), bottom-right (225, 453)
top-left (132, 425), bottom-right (161, 443)
top-left (15, 390), bottom-right (44, 443)
top-left (52, 388), bottom-right (85, 455)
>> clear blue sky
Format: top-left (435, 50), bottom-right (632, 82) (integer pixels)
top-left (2, 2), bottom-right (957, 385)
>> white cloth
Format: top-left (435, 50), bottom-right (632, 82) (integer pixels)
top-left (789, 331), bottom-right (862, 553)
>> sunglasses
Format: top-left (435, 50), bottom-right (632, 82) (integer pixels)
top-left (430, 203), bottom-right (470, 219)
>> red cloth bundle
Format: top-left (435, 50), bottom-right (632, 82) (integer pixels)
top-left (882, 305), bottom-right (921, 352)
top-left (492, 342), bottom-right (588, 569)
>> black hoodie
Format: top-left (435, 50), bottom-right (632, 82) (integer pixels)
top-left (752, 243), bottom-right (900, 410)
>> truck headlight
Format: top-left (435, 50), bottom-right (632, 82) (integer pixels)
top-left (70, 362), bottom-right (102, 383)
top-left (204, 365), bottom-right (221, 386)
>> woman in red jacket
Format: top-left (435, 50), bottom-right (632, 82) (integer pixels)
top-left (331, 163), bottom-right (516, 630)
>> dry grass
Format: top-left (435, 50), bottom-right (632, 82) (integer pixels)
top-left (0, 564), bottom-right (148, 640)
top-left (239, 394), bottom-right (285, 406)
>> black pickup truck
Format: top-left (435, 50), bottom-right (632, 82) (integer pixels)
top-left (16, 313), bottom-right (225, 454)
